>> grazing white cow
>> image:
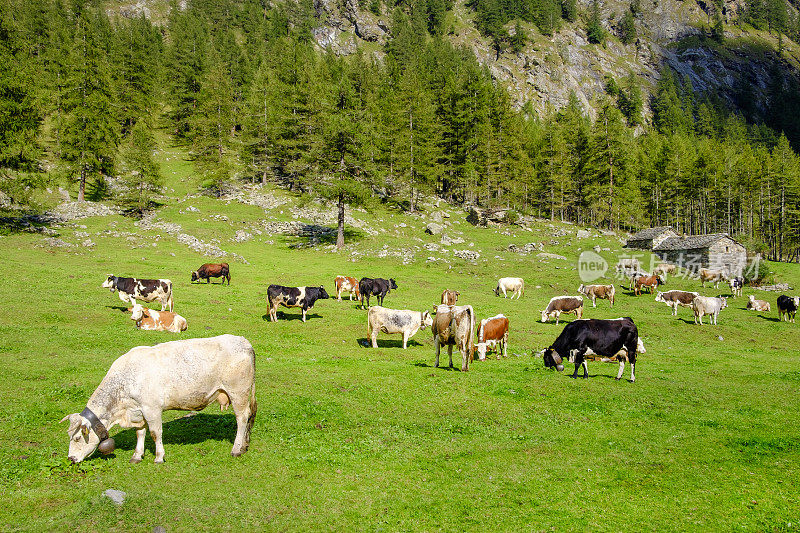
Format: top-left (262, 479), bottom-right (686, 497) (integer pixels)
top-left (61, 335), bottom-right (257, 464)
top-left (432, 304), bottom-right (476, 372)
top-left (494, 277), bottom-right (525, 299)
top-left (130, 304), bottom-right (187, 333)
top-left (692, 296), bottom-right (727, 325)
top-left (367, 306), bottom-right (433, 349)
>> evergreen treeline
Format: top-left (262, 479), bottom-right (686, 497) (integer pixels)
top-left (1, 0), bottom-right (799, 261)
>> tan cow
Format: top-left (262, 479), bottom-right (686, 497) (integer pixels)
top-left (578, 284), bottom-right (615, 307)
top-left (130, 304), bottom-right (187, 333)
top-left (746, 294), bottom-right (770, 312)
top-left (432, 304), bottom-right (476, 372)
top-left (334, 275), bottom-right (360, 301)
top-left (441, 289), bottom-right (460, 306)
top-left (541, 296), bottom-right (584, 325)
top-left (699, 268), bottom-right (726, 288)
top-left (61, 335), bottom-right (256, 464)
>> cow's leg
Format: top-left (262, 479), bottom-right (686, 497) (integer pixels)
top-left (461, 346), bottom-right (469, 372)
top-left (592, 296), bottom-right (596, 308)
top-left (571, 350), bottom-right (587, 379)
top-left (555, 312), bottom-right (561, 326)
top-left (581, 359), bottom-right (589, 379)
top-left (434, 338), bottom-right (440, 368)
top-left (302, 306), bottom-right (308, 322)
top-left (144, 411), bottom-right (165, 463)
top-left (130, 427), bottom-right (146, 463)
top-left (402, 331), bottom-right (409, 349)
top-left (231, 392), bottom-right (255, 457)
top-left (371, 328), bottom-right (378, 349)
top-left (448, 345), bottom-right (454, 368)
top-left (616, 359), bottom-right (625, 380)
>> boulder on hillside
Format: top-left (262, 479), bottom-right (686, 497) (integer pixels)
top-left (466, 206), bottom-right (512, 226)
top-left (425, 222), bottom-right (444, 235)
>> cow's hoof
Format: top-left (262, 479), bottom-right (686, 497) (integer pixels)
top-left (154, 458), bottom-right (165, 464)
top-left (129, 457), bottom-right (142, 464)
top-left (615, 377), bottom-right (620, 381)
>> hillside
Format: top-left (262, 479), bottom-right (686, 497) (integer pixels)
top-left (101, 0), bottom-right (800, 120)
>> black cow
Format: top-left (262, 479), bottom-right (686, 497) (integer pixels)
top-left (102, 275), bottom-right (173, 312)
top-left (358, 277), bottom-right (398, 309)
top-left (777, 295), bottom-right (799, 323)
top-left (267, 285), bottom-right (329, 322)
top-left (191, 263), bottom-right (230, 285)
top-left (542, 317), bottom-right (639, 382)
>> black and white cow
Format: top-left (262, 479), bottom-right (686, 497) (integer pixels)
top-left (777, 295), bottom-right (799, 323)
top-left (358, 277), bottom-right (398, 309)
top-left (102, 275), bottom-right (173, 312)
top-left (266, 285), bottom-right (329, 322)
top-left (542, 317), bottom-right (639, 381)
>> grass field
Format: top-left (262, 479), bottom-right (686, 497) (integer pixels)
top-left (1, 141), bottom-right (799, 531)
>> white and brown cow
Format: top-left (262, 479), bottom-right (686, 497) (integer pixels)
top-left (102, 275), bottom-right (173, 312)
top-left (746, 294), bottom-right (770, 312)
top-left (578, 284), bottom-right (615, 307)
top-left (432, 304), bottom-right (475, 372)
top-left (699, 268), bottom-right (726, 288)
top-left (655, 290), bottom-right (699, 316)
top-left (441, 289), bottom-right (460, 306)
top-left (494, 277), bottom-right (524, 299)
top-left (61, 335), bottom-right (256, 464)
top-left (634, 274), bottom-right (664, 295)
top-left (367, 306), bottom-right (433, 349)
top-left (541, 296), bottom-right (584, 325)
top-left (130, 304), bottom-right (188, 333)
top-left (334, 275), bottom-right (360, 301)
top-left (692, 296), bottom-right (727, 325)
top-left (474, 314), bottom-right (509, 360)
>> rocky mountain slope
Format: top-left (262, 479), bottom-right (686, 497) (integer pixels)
top-left (104, 0), bottom-right (800, 120)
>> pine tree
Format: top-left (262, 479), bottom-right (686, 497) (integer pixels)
top-left (587, 0), bottom-right (606, 44)
top-left (192, 47), bottom-right (235, 194)
top-left (619, 9), bottom-right (636, 44)
top-left (61, 8), bottom-right (119, 202)
top-left (118, 119), bottom-right (163, 215)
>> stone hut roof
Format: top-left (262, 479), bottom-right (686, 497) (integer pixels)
top-left (653, 233), bottom-right (737, 251)
top-left (628, 227), bottom-right (676, 241)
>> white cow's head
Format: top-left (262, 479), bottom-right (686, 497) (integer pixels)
top-left (130, 303), bottom-right (145, 321)
top-left (101, 275), bottom-right (115, 291)
top-left (421, 311), bottom-right (433, 329)
top-left (476, 342), bottom-right (488, 361)
top-left (60, 413), bottom-right (102, 463)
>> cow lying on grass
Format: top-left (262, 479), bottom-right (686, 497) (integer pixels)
top-left (746, 295), bottom-right (770, 312)
top-left (130, 304), bottom-right (187, 333)
top-left (61, 335), bottom-right (256, 464)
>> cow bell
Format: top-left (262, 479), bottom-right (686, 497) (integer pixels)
top-left (98, 437), bottom-right (116, 455)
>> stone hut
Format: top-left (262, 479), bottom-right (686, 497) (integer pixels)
top-left (625, 227), bottom-right (678, 250)
top-left (652, 233), bottom-right (747, 276)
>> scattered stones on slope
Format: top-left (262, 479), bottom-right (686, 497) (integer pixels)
top-left (136, 214), bottom-right (249, 264)
top-left (425, 222), bottom-right (444, 235)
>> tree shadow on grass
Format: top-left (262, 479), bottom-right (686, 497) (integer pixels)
top-left (97, 413), bottom-right (239, 462)
top-left (281, 225), bottom-right (366, 249)
top-left (356, 338), bottom-right (423, 349)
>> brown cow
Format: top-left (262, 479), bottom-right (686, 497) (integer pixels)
top-left (191, 263), bottom-right (230, 285)
top-left (541, 296), bottom-right (584, 325)
top-left (634, 274), bottom-right (664, 295)
top-left (441, 289), bottom-right (460, 306)
top-left (699, 268), bottom-right (725, 288)
top-left (474, 314), bottom-right (509, 360)
top-left (432, 304), bottom-right (475, 372)
top-left (578, 284), bottom-right (615, 307)
top-left (334, 275), bottom-right (361, 301)
top-left (655, 290), bottom-right (698, 316)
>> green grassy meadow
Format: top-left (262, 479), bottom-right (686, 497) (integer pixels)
top-left (1, 145), bottom-right (800, 531)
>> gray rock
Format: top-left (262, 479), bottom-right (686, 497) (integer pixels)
top-left (537, 252), bottom-right (568, 261)
top-left (577, 229), bottom-right (591, 239)
top-left (441, 234), bottom-right (464, 246)
top-left (453, 249), bottom-right (480, 261)
top-left (425, 222), bottom-right (444, 235)
top-left (593, 245), bottom-right (602, 253)
top-left (102, 489), bottom-right (126, 506)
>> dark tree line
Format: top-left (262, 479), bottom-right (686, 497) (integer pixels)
top-left (0, 0), bottom-right (799, 260)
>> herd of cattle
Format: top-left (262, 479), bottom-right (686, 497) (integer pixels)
top-left (65, 259), bottom-right (798, 464)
